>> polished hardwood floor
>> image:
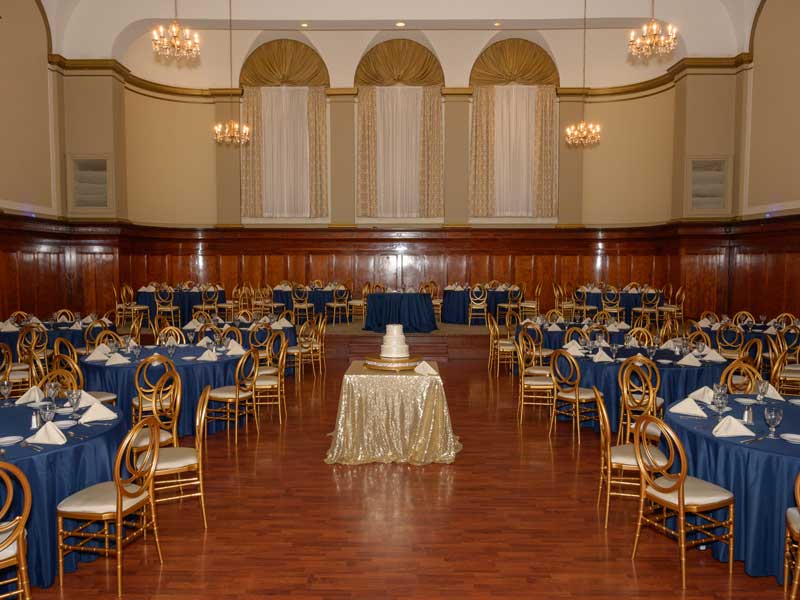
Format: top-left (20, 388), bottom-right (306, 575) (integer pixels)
top-left (38, 359), bottom-right (782, 599)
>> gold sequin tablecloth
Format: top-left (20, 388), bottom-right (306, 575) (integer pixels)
top-left (325, 361), bottom-right (461, 465)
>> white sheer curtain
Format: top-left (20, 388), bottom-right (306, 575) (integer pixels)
top-left (375, 86), bottom-right (422, 218)
top-left (493, 85), bottom-right (538, 217)
top-left (261, 86), bottom-right (310, 218)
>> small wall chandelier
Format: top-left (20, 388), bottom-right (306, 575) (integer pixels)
top-left (565, 0), bottom-right (601, 147)
top-left (628, 0), bottom-right (677, 58)
top-left (152, 0), bottom-right (200, 59)
top-left (213, 0), bottom-right (250, 145)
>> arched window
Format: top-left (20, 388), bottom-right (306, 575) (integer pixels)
top-left (355, 39), bottom-right (444, 219)
top-left (240, 39), bottom-right (330, 220)
top-left (468, 39), bottom-right (559, 220)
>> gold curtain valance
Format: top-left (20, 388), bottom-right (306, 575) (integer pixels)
top-left (239, 39), bottom-right (330, 87)
top-left (470, 38), bottom-right (559, 87)
top-left (355, 39), bottom-right (445, 87)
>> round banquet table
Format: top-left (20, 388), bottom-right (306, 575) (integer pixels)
top-left (272, 289), bottom-right (346, 321)
top-left (531, 323), bottom-right (628, 349)
top-left (701, 325), bottom-right (774, 349)
top-left (0, 323), bottom-right (115, 361)
top-left (665, 396), bottom-right (800, 583)
top-left (441, 289), bottom-right (510, 324)
top-left (81, 346), bottom-right (239, 436)
top-left (136, 290), bottom-right (226, 327)
top-left (364, 293), bottom-right (437, 334)
top-left (583, 291), bottom-right (653, 323)
top-left (185, 322), bottom-right (298, 351)
top-left (0, 404), bottom-right (125, 588)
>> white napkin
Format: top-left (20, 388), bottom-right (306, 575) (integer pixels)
top-left (78, 390), bottom-right (99, 408)
top-left (617, 322), bottom-right (630, 330)
top-left (590, 287), bottom-right (602, 293)
top-left (213, 316), bottom-right (224, 325)
top-left (196, 337), bottom-right (212, 347)
top-left (0, 322), bottom-right (18, 333)
top-left (414, 361), bottom-right (438, 376)
top-left (79, 402), bottom-right (117, 424)
top-left (81, 315), bottom-right (93, 325)
top-left (277, 318), bottom-right (292, 328)
top-left (184, 319), bottom-right (200, 331)
top-left (191, 287), bottom-right (199, 292)
top-left (96, 343), bottom-right (111, 354)
top-left (137, 286), bottom-right (148, 292)
top-left (26, 422), bottom-right (67, 445)
top-left (677, 354), bottom-right (702, 367)
top-left (627, 338), bottom-right (640, 348)
top-left (703, 349), bottom-right (727, 363)
top-left (697, 318), bottom-right (711, 328)
top-left (593, 349), bottom-right (613, 363)
top-left (669, 398), bottom-right (707, 418)
top-left (29, 317), bottom-right (42, 325)
top-left (556, 317), bottom-right (565, 324)
top-left (105, 353), bottom-right (130, 366)
top-left (101, 317), bottom-right (112, 326)
top-left (454, 285), bottom-right (463, 291)
top-left (198, 349), bottom-right (218, 362)
top-left (226, 340), bottom-right (245, 356)
top-left (57, 315), bottom-right (68, 323)
top-left (765, 326), bottom-right (778, 335)
top-left (689, 386), bottom-right (715, 405)
top-left (712, 415), bottom-right (755, 438)
top-left (16, 386), bottom-right (43, 405)
top-left (767, 384), bottom-right (785, 401)
top-left (562, 340), bottom-right (582, 352)
top-left (566, 346), bottom-right (584, 357)
top-left (547, 324), bottom-right (562, 332)
top-left (660, 340), bottom-right (676, 351)
top-left (85, 347), bottom-right (108, 361)
top-left (69, 322), bottom-right (82, 330)
top-left (711, 323), bottom-right (722, 331)
top-left (607, 324), bottom-right (619, 333)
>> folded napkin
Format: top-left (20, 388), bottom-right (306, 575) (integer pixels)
top-left (590, 287), bottom-right (602, 293)
top-left (599, 340), bottom-right (610, 347)
top-left (184, 319), bottom-right (200, 331)
top-left (81, 315), bottom-right (93, 325)
top-left (546, 324), bottom-right (560, 332)
top-left (563, 340), bottom-right (582, 352)
top-left (101, 317), bottom-right (112, 326)
top-left (213, 316), bottom-right (224, 325)
top-left (627, 287), bottom-right (639, 294)
top-left (556, 317), bottom-right (566, 324)
top-left (69, 322), bottom-right (83, 330)
top-left (78, 390), bottom-right (99, 408)
top-left (191, 287), bottom-right (199, 292)
top-left (26, 422), bottom-right (67, 445)
top-left (520, 319), bottom-right (535, 327)
top-left (85, 347), bottom-right (108, 361)
top-left (617, 322), bottom-right (630, 330)
top-left (105, 353), bottom-right (130, 366)
top-left (197, 337), bottom-right (212, 347)
top-left (566, 346), bottom-right (585, 357)
top-left (711, 323), bottom-right (722, 331)
top-left (454, 285), bottom-right (464, 291)
top-left (712, 415), bottom-right (755, 438)
top-left (627, 338), bottom-right (640, 348)
top-left (137, 286), bottom-right (148, 292)
top-left (660, 340), bottom-right (676, 351)
top-left (677, 354), bottom-right (702, 367)
top-left (96, 343), bottom-right (111, 354)
top-left (765, 326), bottom-right (778, 335)
top-left (198, 349), bottom-right (218, 362)
top-left (259, 316), bottom-right (271, 324)
top-left (444, 285), bottom-right (454, 291)
top-left (497, 285), bottom-right (508, 291)
top-left (414, 361), bottom-right (438, 376)
top-left (669, 397), bottom-right (707, 418)
top-left (607, 324), bottom-right (619, 333)
top-left (79, 402), bottom-right (117, 424)
top-left (767, 384), bottom-right (785, 401)
top-left (57, 315), bottom-right (68, 323)
top-left (768, 319), bottom-right (777, 326)
top-left (0, 322), bottom-right (18, 333)
top-left (277, 318), bottom-right (292, 328)
top-left (16, 386), bottom-right (43, 405)
top-left (689, 386), bottom-right (715, 404)
top-left (226, 340), bottom-right (245, 356)
top-left (697, 318), bottom-right (711, 328)
top-left (703, 349), bottom-right (727, 363)
top-left (29, 317), bottom-right (42, 325)
top-left (593, 349), bottom-right (613, 363)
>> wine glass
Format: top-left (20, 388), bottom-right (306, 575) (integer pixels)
top-left (122, 335), bottom-right (132, 351)
top-left (132, 344), bottom-right (142, 362)
top-left (610, 343), bottom-right (620, 362)
top-left (45, 381), bottom-right (60, 403)
top-left (713, 383), bottom-right (728, 396)
top-left (578, 336), bottom-right (588, 354)
top-left (0, 380), bottom-right (11, 408)
top-left (187, 330), bottom-right (196, 344)
top-left (756, 379), bottom-right (769, 404)
top-left (646, 345), bottom-right (657, 360)
top-left (712, 391), bottom-right (728, 420)
top-left (68, 389), bottom-right (81, 420)
top-left (624, 334), bottom-right (632, 348)
top-left (764, 406), bottom-right (783, 439)
top-left (695, 341), bottom-right (706, 356)
top-left (39, 401), bottom-right (55, 424)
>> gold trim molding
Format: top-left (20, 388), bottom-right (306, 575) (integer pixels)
top-left (326, 88), bottom-right (358, 97)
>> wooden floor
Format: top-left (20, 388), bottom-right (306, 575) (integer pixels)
top-left (38, 359), bottom-right (783, 599)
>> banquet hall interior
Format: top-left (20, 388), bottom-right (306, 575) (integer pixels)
top-left (2, 0), bottom-right (800, 598)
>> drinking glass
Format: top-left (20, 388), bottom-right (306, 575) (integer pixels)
top-left (610, 343), bottom-right (620, 361)
top-left (646, 345), bottom-right (657, 360)
top-left (0, 380), bottom-right (11, 408)
top-left (653, 334), bottom-right (661, 348)
top-left (68, 389), bottom-right (81, 420)
top-left (624, 334), bottom-right (632, 348)
top-left (187, 331), bottom-right (196, 344)
top-left (45, 381), bottom-right (60, 403)
top-left (755, 379), bottom-right (769, 404)
top-left (132, 344), bottom-right (142, 361)
top-left (578, 337), bottom-right (588, 354)
top-left (696, 341), bottom-right (706, 356)
top-left (764, 406), bottom-right (783, 439)
top-left (122, 335), bottom-right (132, 351)
top-left (39, 401), bottom-right (55, 424)
top-left (167, 344), bottom-right (176, 359)
top-left (713, 383), bottom-right (727, 396)
top-left (712, 392), bottom-right (728, 420)
top-left (759, 314), bottom-right (767, 326)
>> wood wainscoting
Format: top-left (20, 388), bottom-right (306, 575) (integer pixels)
top-left (0, 213), bottom-right (799, 320)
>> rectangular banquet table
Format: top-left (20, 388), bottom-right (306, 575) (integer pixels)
top-left (364, 293), bottom-right (437, 333)
top-left (325, 361), bottom-right (461, 465)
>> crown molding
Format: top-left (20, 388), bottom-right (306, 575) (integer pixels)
top-left (326, 88), bottom-right (358, 96)
top-left (442, 87), bottom-right (473, 96)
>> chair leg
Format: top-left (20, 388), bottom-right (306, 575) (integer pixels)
top-left (791, 539), bottom-right (800, 600)
top-left (678, 512), bottom-right (687, 589)
top-left (728, 502), bottom-right (735, 576)
top-left (604, 467), bottom-right (612, 528)
top-left (57, 515), bottom-right (64, 588)
top-left (116, 517), bottom-right (123, 598)
top-left (198, 470), bottom-right (208, 529)
top-left (18, 536), bottom-right (30, 600)
top-left (631, 495), bottom-right (645, 560)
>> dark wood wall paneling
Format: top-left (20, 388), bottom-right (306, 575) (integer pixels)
top-left (2, 215), bottom-right (800, 319)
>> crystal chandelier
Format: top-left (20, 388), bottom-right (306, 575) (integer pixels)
top-left (213, 0), bottom-right (250, 145)
top-left (628, 0), bottom-right (677, 58)
top-left (565, 0), bottom-right (601, 147)
top-left (152, 0), bottom-right (200, 59)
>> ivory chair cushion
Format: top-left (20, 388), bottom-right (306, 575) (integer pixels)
top-left (630, 392), bottom-right (665, 408)
top-left (348, 299), bottom-right (364, 306)
top-left (286, 346), bottom-right (308, 355)
top-left (209, 386), bottom-right (252, 401)
top-left (496, 340), bottom-right (515, 350)
top-left (258, 366), bottom-right (278, 376)
top-left (0, 525), bottom-right (23, 561)
top-left (87, 391), bottom-right (117, 405)
top-left (131, 396), bottom-right (170, 409)
top-left (610, 443), bottom-right (667, 468)
top-left (787, 507), bottom-right (800, 535)
top-left (647, 475), bottom-right (733, 507)
top-left (57, 481), bottom-right (148, 515)
top-left (524, 366), bottom-right (550, 376)
top-left (557, 387), bottom-right (597, 401)
top-left (8, 371), bottom-right (29, 383)
top-left (255, 375), bottom-right (279, 387)
top-left (132, 427), bottom-right (173, 449)
top-left (10, 363), bottom-right (27, 372)
top-left (523, 376), bottom-right (553, 387)
top-left (154, 447), bottom-right (198, 471)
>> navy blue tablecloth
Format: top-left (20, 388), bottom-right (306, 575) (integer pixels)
top-left (585, 291), bottom-right (658, 323)
top-left (441, 290), bottom-right (509, 324)
top-left (530, 323), bottom-right (628, 350)
top-left (186, 323), bottom-right (298, 375)
top-left (82, 346), bottom-right (238, 436)
top-left (136, 290), bottom-right (226, 327)
top-left (701, 326), bottom-right (772, 349)
top-left (272, 289), bottom-right (345, 321)
top-left (0, 323), bottom-right (115, 361)
top-left (364, 293), bottom-right (437, 333)
top-left (0, 405), bottom-right (125, 588)
top-left (666, 397), bottom-right (800, 583)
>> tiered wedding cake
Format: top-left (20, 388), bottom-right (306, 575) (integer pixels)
top-left (380, 324), bottom-right (410, 358)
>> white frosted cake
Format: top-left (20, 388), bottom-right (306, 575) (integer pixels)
top-left (380, 324), bottom-right (410, 358)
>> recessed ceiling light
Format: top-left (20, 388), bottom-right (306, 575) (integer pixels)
top-left (395, 21), bottom-right (406, 28)
top-left (494, 22), bottom-right (501, 27)
top-left (300, 23), bottom-right (309, 28)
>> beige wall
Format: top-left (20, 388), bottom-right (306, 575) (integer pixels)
top-left (0, 1), bottom-right (52, 211)
top-left (329, 95), bottom-right (357, 226)
top-left (443, 95), bottom-right (470, 226)
top-left (580, 89), bottom-right (675, 227)
top-left (124, 90), bottom-right (217, 227)
top-left (748, 0), bottom-right (800, 211)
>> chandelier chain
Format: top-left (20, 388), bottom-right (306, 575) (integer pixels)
top-left (565, 0), bottom-right (601, 147)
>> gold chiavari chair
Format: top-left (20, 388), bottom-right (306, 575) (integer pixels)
top-left (777, 312), bottom-right (798, 328)
top-left (325, 285), bottom-right (349, 325)
top-left (429, 280), bottom-right (443, 320)
top-left (287, 322), bottom-right (314, 381)
top-left (628, 327), bottom-right (653, 347)
top-left (292, 284), bottom-right (314, 324)
top-left (601, 285), bottom-right (625, 321)
top-left (51, 353), bottom-right (124, 405)
top-left (658, 286), bottom-right (685, 327)
top-left (221, 325), bottom-right (242, 345)
top-left (515, 339), bottom-right (554, 425)
top-left (572, 287), bottom-right (598, 321)
top-left (310, 313), bottom-right (327, 373)
top-left (132, 355), bottom-right (178, 423)
top-left (487, 313), bottom-right (515, 377)
top-left (772, 349), bottom-right (800, 396)
top-left (257, 330), bottom-right (285, 377)
top-left (128, 311), bottom-right (144, 345)
top-left (237, 285), bottom-right (254, 314)
top-left (631, 416), bottom-right (734, 589)
top-left (618, 361), bottom-right (662, 446)
top-left (154, 288), bottom-right (180, 327)
top-left (496, 285), bottom-right (523, 321)
top-left (7, 312), bottom-right (27, 325)
top-left (120, 283), bottom-right (150, 330)
top-left (192, 285), bottom-right (220, 317)
top-left (504, 310), bottom-right (521, 340)
top-left (95, 330), bottom-right (125, 350)
top-left (57, 417), bottom-right (163, 598)
top-left (486, 279), bottom-right (500, 290)
top-left (0, 343), bottom-right (25, 393)
top-left (279, 309), bottom-right (295, 323)
top-left (248, 323), bottom-right (272, 368)
top-left (785, 472), bottom-right (800, 600)
top-left (234, 309), bottom-right (254, 325)
top-left (520, 281), bottom-right (542, 319)
top-left (53, 308), bottom-right (75, 323)
top-left (661, 282), bottom-right (674, 305)
top-left (156, 326), bottom-right (186, 346)
top-left (371, 282), bottom-right (386, 293)
top-left (558, 283), bottom-right (576, 321)
top-left (595, 387), bottom-right (666, 528)
top-left (563, 326), bottom-right (589, 345)
top-left (687, 329), bottom-right (711, 349)
top-left (700, 310), bottom-right (719, 323)
top-left (544, 309), bottom-right (563, 323)
top-left (207, 349), bottom-right (259, 444)
top-left (37, 369), bottom-right (77, 400)
top-left (658, 316), bottom-right (680, 341)
top-left (254, 338), bottom-right (288, 424)
top-left (216, 285), bottom-right (239, 321)
top-left (783, 325), bottom-right (800, 355)
top-left (349, 282), bottom-right (370, 322)
top-left (720, 359), bottom-right (761, 394)
top-left (468, 285), bottom-right (488, 326)
top-left (0, 461), bottom-right (32, 599)
top-left (632, 313), bottom-right (654, 332)
top-left (593, 310), bottom-right (613, 325)
top-left (81, 321), bottom-right (106, 354)
top-left (52, 338), bottom-right (79, 364)
top-left (716, 322), bottom-right (744, 359)
top-left (151, 385), bottom-right (209, 528)
top-left (732, 310), bottom-right (756, 326)
top-left (517, 328), bottom-right (550, 377)
top-left (133, 371), bottom-right (181, 453)
top-left (632, 288), bottom-right (661, 329)
top-left (738, 337), bottom-right (763, 372)
top-left (522, 323), bottom-right (554, 366)
top-left (549, 349), bottom-right (599, 444)
top-left (262, 284), bottom-right (285, 315)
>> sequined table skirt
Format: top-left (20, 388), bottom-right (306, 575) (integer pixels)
top-left (325, 361), bottom-right (461, 465)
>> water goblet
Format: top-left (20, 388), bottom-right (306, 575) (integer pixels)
top-left (696, 341), bottom-right (706, 356)
top-left (75, 312), bottom-right (82, 322)
top-left (187, 330), bottom-right (196, 344)
top-left (122, 335), bottom-right (132, 351)
top-left (578, 337), bottom-right (588, 354)
top-left (624, 334), bottom-right (632, 349)
top-left (39, 401), bottom-right (55, 424)
top-left (0, 380), bottom-right (11, 408)
top-left (756, 379), bottom-right (769, 404)
top-left (68, 389), bottom-right (81, 420)
top-left (213, 333), bottom-right (222, 348)
top-left (610, 343), bottom-right (620, 361)
top-left (712, 391), bottom-right (727, 420)
top-left (759, 314), bottom-right (767, 326)
top-left (653, 334), bottom-right (661, 348)
top-left (713, 383), bottom-right (727, 396)
top-left (646, 345), bottom-right (657, 360)
top-left (45, 381), bottom-right (60, 403)
top-left (132, 344), bottom-right (142, 362)
top-left (764, 406), bottom-right (783, 439)
top-left (166, 344), bottom-right (176, 359)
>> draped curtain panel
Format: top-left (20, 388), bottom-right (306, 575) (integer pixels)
top-left (240, 88), bottom-right (263, 218)
top-left (469, 38), bottom-right (559, 87)
top-left (468, 86), bottom-right (495, 217)
top-left (240, 39), bottom-right (330, 87)
top-left (355, 39), bottom-right (444, 87)
top-left (419, 86), bottom-right (443, 218)
top-left (493, 85), bottom-right (537, 217)
top-left (357, 86), bottom-right (378, 217)
top-left (534, 86), bottom-right (557, 218)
